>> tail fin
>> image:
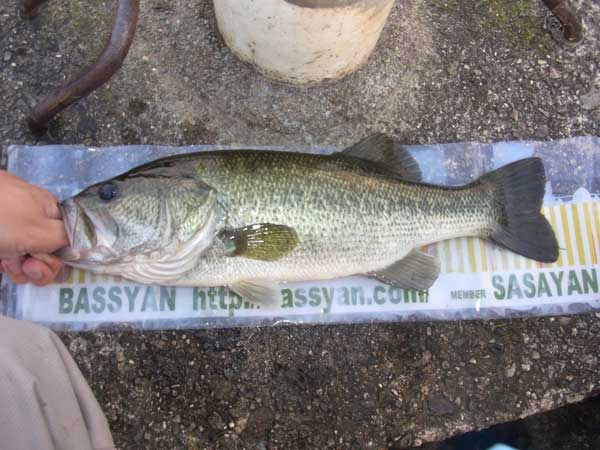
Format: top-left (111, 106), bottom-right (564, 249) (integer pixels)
top-left (481, 158), bottom-right (559, 263)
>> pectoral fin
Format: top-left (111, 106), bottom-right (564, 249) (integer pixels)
top-left (340, 133), bottom-right (422, 182)
top-left (218, 223), bottom-right (299, 262)
top-left (368, 249), bottom-right (440, 291)
top-left (231, 280), bottom-right (281, 308)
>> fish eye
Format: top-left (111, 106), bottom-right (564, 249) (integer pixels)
top-left (98, 182), bottom-right (119, 202)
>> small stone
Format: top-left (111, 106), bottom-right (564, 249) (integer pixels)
top-left (422, 350), bottom-right (432, 364)
top-left (474, 69), bottom-right (482, 76)
top-left (559, 317), bottom-right (573, 326)
top-left (506, 362), bottom-right (517, 378)
top-left (580, 88), bottom-right (600, 111)
top-left (208, 412), bottom-right (226, 430)
top-left (428, 394), bottom-right (456, 416)
top-left (448, 62), bottom-right (459, 76)
top-left (534, 125), bottom-right (549, 139)
top-left (399, 433), bottom-right (413, 447)
top-left (549, 67), bottom-right (561, 79)
top-left (442, 361), bottom-right (450, 369)
top-left (3, 51), bottom-right (11, 62)
top-left (532, 351), bottom-right (541, 360)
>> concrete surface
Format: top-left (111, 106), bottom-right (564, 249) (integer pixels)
top-left (1, 0), bottom-right (600, 449)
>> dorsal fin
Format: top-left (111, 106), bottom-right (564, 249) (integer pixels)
top-left (341, 133), bottom-right (422, 182)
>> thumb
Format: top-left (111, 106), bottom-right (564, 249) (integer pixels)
top-left (27, 220), bottom-right (70, 254)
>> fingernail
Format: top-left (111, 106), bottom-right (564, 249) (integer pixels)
top-left (24, 268), bottom-right (43, 281)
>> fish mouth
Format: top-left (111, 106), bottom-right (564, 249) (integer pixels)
top-left (57, 199), bottom-right (116, 262)
top-left (58, 199), bottom-right (82, 260)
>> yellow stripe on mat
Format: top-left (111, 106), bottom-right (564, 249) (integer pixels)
top-left (548, 206), bottom-right (563, 268)
top-left (560, 204), bottom-right (575, 266)
top-left (456, 239), bottom-right (465, 273)
top-left (594, 202), bottom-right (600, 262)
top-left (500, 247), bottom-right (510, 271)
top-left (582, 203), bottom-right (597, 264)
top-left (571, 203), bottom-right (586, 265)
top-left (467, 238), bottom-right (477, 273)
top-left (478, 239), bottom-right (488, 272)
top-left (65, 270), bottom-right (74, 285)
top-left (443, 240), bottom-right (452, 273)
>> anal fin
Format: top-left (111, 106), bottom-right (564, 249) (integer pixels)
top-left (368, 249), bottom-right (440, 291)
top-left (231, 280), bottom-right (281, 309)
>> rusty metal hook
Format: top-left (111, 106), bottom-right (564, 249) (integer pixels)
top-left (23, 0), bottom-right (141, 132)
top-left (542, 0), bottom-right (583, 44)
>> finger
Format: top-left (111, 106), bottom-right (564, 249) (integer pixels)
top-left (30, 253), bottom-right (64, 277)
top-left (22, 258), bottom-right (56, 286)
top-left (44, 196), bottom-right (63, 220)
top-left (2, 258), bottom-right (28, 284)
top-left (2, 257), bottom-right (25, 277)
top-left (27, 220), bottom-right (70, 254)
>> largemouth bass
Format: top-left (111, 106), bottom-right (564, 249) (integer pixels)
top-left (59, 134), bottom-right (559, 305)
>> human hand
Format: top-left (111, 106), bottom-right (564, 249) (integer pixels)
top-left (0, 170), bottom-right (69, 286)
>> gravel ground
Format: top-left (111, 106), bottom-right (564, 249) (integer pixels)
top-left (1, 0), bottom-right (600, 449)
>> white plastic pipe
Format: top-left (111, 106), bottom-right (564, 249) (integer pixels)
top-left (213, 0), bottom-right (395, 84)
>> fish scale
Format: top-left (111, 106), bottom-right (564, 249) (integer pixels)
top-left (178, 151), bottom-right (498, 286)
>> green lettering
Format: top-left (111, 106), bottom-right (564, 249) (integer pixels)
top-left (338, 288), bottom-right (350, 306)
top-left (281, 289), bottom-right (294, 308)
top-left (193, 288), bottom-right (205, 310)
top-left (388, 287), bottom-right (402, 304)
top-left (229, 291), bottom-right (242, 310)
top-left (351, 287), bottom-right (365, 305)
top-left (537, 273), bottom-right (551, 297)
top-left (74, 288), bottom-right (90, 314)
top-left (294, 288), bottom-right (307, 307)
top-left (141, 288), bottom-right (158, 312)
top-left (59, 288), bottom-right (74, 314)
top-left (492, 275), bottom-right (505, 300)
top-left (92, 287), bottom-right (106, 313)
top-left (567, 270), bottom-right (583, 295)
top-left (124, 286), bottom-right (141, 312)
top-left (582, 269), bottom-right (598, 294)
top-left (230, 291), bottom-right (245, 309)
top-left (322, 288), bottom-right (334, 313)
top-left (108, 287), bottom-right (122, 313)
top-left (217, 288), bottom-right (226, 308)
top-left (522, 273), bottom-right (536, 298)
top-left (308, 287), bottom-right (321, 307)
top-left (507, 274), bottom-right (522, 299)
top-left (209, 288), bottom-right (219, 310)
top-left (373, 286), bottom-right (386, 305)
top-left (410, 290), bottom-right (418, 303)
top-left (549, 271), bottom-right (563, 296)
top-left (160, 287), bottom-right (176, 311)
